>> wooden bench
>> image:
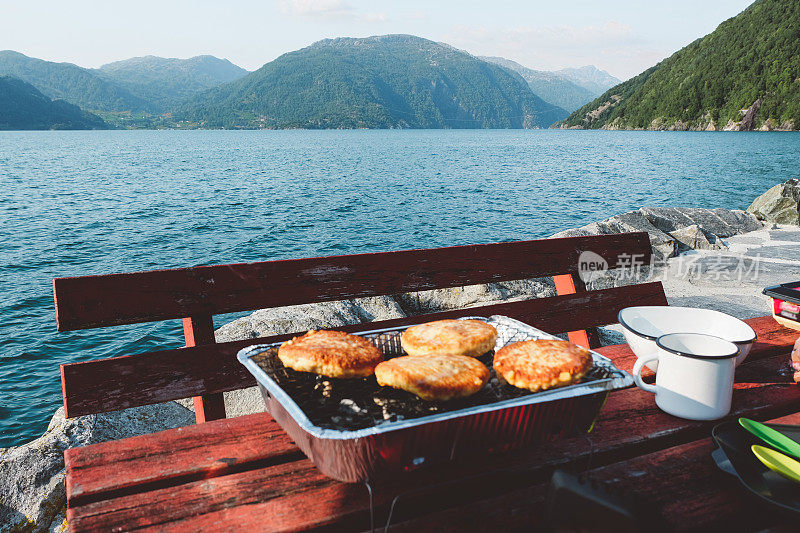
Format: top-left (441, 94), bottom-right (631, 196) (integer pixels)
top-left (54, 232), bottom-right (666, 424)
top-left (55, 233), bottom-right (800, 531)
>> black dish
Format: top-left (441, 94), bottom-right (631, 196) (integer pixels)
top-left (712, 420), bottom-right (800, 515)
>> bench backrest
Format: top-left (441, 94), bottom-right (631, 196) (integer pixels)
top-left (54, 233), bottom-right (666, 422)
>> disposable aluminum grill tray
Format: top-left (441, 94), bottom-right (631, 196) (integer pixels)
top-left (238, 315), bottom-right (633, 482)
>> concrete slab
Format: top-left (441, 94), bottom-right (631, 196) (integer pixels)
top-left (658, 226), bottom-right (800, 320)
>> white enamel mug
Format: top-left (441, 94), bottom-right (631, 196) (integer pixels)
top-left (632, 333), bottom-right (739, 421)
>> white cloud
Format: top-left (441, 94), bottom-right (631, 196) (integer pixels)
top-left (278, 0), bottom-right (386, 22)
top-left (444, 21), bottom-right (668, 80)
top-left (278, 0), bottom-right (352, 16)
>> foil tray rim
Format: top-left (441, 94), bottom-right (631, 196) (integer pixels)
top-left (237, 315), bottom-right (634, 440)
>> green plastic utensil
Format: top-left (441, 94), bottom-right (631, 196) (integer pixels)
top-left (752, 445), bottom-right (800, 485)
top-left (739, 418), bottom-right (800, 460)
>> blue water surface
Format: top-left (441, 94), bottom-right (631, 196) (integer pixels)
top-left (1, 129), bottom-right (799, 447)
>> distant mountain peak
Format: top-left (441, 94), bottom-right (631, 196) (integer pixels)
top-left (480, 56), bottom-right (606, 113)
top-left (554, 65), bottom-right (621, 94)
top-left (180, 35), bottom-right (567, 129)
top-left (95, 55), bottom-right (249, 111)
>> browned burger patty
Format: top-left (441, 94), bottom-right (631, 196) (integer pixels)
top-left (400, 319), bottom-right (497, 358)
top-left (375, 354), bottom-right (490, 401)
top-left (278, 330), bottom-right (383, 378)
top-left (492, 339), bottom-right (593, 392)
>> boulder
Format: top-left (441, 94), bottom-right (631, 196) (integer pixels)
top-left (747, 179), bottom-right (800, 225)
top-left (638, 207), bottom-right (697, 233)
top-left (597, 325), bottom-right (627, 346)
top-left (710, 208), bottom-right (763, 234)
top-left (639, 207), bottom-right (761, 239)
top-left (215, 296), bottom-right (406, 343)
top-left (669, 224), bottom-right (727, 252)
top-left (550, 207), bottom-right (763, 277)
top-left (396, 280), bottom-right (554, 315)
top-left (0, 402), bottom-right (193, 533)
top-left (598, 212), bottom-right (677, 260)
top-left (672, 208), bottom-right (739, 237)
top-left (551, 211), bottom-right (676, 261)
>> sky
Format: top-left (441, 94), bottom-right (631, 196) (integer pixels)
top-left (1, 0), bottom-right (755, 80)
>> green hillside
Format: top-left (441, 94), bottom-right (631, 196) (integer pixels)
top-left (0, 50), bottom-right (150, 113)
top-left (97, 55), bottom-right (248, 110)
top-left (179, 35), bottom-right (567, 129)
top-left (481, 56), bottom-right (597, 112)
top-left (561, 0), bottom-right (800, 131)
top-left (0, 76), bottom-right (108, 130)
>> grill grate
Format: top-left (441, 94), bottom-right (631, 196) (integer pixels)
top-left (250, 317), bottom-right (622, 433)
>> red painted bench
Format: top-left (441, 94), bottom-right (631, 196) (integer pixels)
top-left (54, 232), bottom-right (664, 423)
top-left (68, 232), bottom-right (800, 531)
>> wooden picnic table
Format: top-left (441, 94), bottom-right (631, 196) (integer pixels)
top-left (64, 315), bottom-right (800, 532)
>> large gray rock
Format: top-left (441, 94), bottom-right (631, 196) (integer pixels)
top-left (748, 179), bottom-right (800, 225)
top-left (672, 207), bottom-right (738, 237)
top-left (711, 208), bottom-right (763, 234)
top-left (397, 279), bottom-right (554, 315)
top-left (0, 403), bottom-right (193, 533)
top-left (551, 210), bottom-right (677, 261)
top-left (638, 207), bottom-right (697, 233)
top-left (215, 296), bottom-right (406, 342)
top-left (552, 207), bottom-right (762, 264)
top-left (669, 224), bottom-right (727, 252)
top-left (640, 206), bottom-right (761, 237)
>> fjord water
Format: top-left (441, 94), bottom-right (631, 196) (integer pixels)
top-left (2, 129), bottom-right (799, 447)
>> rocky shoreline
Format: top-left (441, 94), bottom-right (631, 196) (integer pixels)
top-left (560, 97), bottom-right (797, 132)
top-left (3, 181), bottom-right (799, 532)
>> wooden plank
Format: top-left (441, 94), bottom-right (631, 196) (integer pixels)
top-left (67, 459), bottom-right (336, 532)
top-left (65, 351), bottom-right (800, 531)
top-left (60, 282), bottom-right (668, 418)
top-left (53, 233), bottom-right (652, 331)
top-left (65, 412), bottom-right (297, 508)
top-left (183, 315), bottom-right (226, 422)
top-left (553, 272), bottom-right (600, 348)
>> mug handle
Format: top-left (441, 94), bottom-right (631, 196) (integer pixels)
top-left (632, 356), bottom-right (658, 394)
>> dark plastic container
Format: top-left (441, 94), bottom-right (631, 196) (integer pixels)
top-left (763, 282), bottom-right (800, 331)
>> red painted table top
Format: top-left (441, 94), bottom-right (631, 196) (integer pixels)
top-left (64, 316), bottom-right (800, 532)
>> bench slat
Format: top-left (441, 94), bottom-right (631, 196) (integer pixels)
top-left (54, 233), bottom-right (652, 331)
top-left (182, 315), bottom-right (226, 422)
top-left (65, 412), bottom-right (296, 507)
top-left (65, 350), bottom-right (800, 532)
top-left (60, 282), bottom-right (667, 418)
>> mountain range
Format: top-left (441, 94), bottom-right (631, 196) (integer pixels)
top-left (178, 35), bottom-right (567, 129)
top-left (0, 50), bottom-right (249, 119)
top-left (0, 39), bottom-right (620, 130)
top-left (561, 0), bottom-right (799, 131)
top-left (9, 0), bottom-right (798, 134)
